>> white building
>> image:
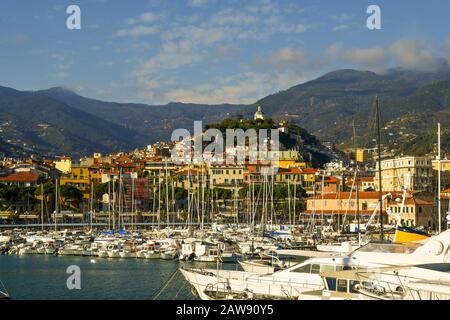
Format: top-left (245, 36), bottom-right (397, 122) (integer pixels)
top-left (254, 106), bottom-right (265, 121)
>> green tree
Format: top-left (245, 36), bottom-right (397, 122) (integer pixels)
top-left (94, 182), bottom-right (109, 199)
top-left (59, 185), bottom-right (83, 210)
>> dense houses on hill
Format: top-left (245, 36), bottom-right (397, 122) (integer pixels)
top-left (0, 146), bottom-right (448, 229)
top-left (0, 110), bottom-right (448, 229)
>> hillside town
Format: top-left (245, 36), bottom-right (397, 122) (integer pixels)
top-left (1, 107), bottom-right (449, 233)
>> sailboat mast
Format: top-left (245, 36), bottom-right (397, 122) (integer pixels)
top-left (40, 183), bottom-right (44, 230)
top-left (54, 178), bottom-right (58, 231)
top-left (90, 182), bottom-right (93, 231)
top-left (353, 120), bottom-right (361, 242)
top-left (108, 180), bottom-right (111, 230)
top-left (438, 122), bottom-right (442, 233)
top-left (376, 97), bottom-right (384, 241)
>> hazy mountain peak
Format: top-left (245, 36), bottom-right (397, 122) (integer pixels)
top-left (317, 69), bottom-right (378, 81)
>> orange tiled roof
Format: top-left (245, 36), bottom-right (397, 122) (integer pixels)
top-left (0, 172), bottom-right (40, 183)
top-left (303, 209), bottom-right (387, 215)
top-left (301, 168), bottom-right (317, 174)
top-left (307, 191), bottom-right (389, 200)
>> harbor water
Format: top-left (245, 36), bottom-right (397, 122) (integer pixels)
top-left (0, 255), bottom-right (200, 300)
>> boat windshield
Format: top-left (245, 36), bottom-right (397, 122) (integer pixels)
top-left (354, 242), bottom-right (423, 254)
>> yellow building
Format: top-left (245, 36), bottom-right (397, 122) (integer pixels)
top-left (209, 165), bottom-right (244, 188)
top-left (271, 150), bottom-right (307, 169)
top-left (54, 156), bottom-right (72, 174)
top-left (432, 159), bottom-right (450, 172)
top-left (375, 156), bottom-right (433, 192)
top-left (60, 166), bottom-right (92, 200)
top-left (356, 148), bottom-right (368, 163)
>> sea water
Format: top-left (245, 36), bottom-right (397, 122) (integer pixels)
top-left (0, 255), bottom-right (199, 300)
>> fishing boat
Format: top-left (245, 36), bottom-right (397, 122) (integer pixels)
top-left (144, 250), bottom-right (161, 259)
top-left (58, 244), bottom-right (84, 256)
top-left (119, 247), bottom-right (136, 259)
top-left (137, 241), bottom-right (162, 259)
top-left (160, 245), bottom-right (179, 260)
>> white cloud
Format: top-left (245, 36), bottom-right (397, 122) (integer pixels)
top-left (164, 72), bottom-right (273, 104)
top-left (325, 42), bottom-right (344, 60)
top-left (332, 24), bottom-right (349, 32)
top-left (390, 39), bottom-right (439, 70)
top-left (343, 47), bottom-right (385, 68)
top-left (187, 0), bottom-right (209, 7)
top-left (255, 47), bottom-right (307, 71)
top-left (115, 25), bottom-right (158, 38)
top-left (71, 84), bottom-right (88, 93)
top-left (294, 24), bottom-right (309, 33)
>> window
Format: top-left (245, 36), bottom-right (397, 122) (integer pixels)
top-left (311, 264), bottom-right (321, 274)
top-left (349, 280), bottom-right (360, 293)
top-left (337, 279), bottom-right (348, 292)
top-left (291, 264), bottom-right (312, 273)
top-left (326, 278), bottom-right (337, 291)
top-left (320, 264), bottom-right (335, 273)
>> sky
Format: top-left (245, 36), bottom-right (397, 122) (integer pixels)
top-left (1, 0), bottom-right (450, 105)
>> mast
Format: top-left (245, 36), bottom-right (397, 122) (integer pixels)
top-left (437, 122), bottom-right (442, 233)
top-left (118, 169), bottom-right (122, 230)
top-left (131, 176), bottom-right (135, 232)
top-left (41, 183), bottom-right (44, 231)
top-left (90, 182), bottom-right (93, 232)
top-left (54, 178), bottom-right (58, 231)
top-left (165, 159), bottom-right (169, 228)
top-left (112, 175), bottom-right (115, 231)
top-left (375, 96), bottom-right (384, 241)
top-left (108, 180), bottom-right (111, 230)
top-left (353, 120), bottom-right (361, 243)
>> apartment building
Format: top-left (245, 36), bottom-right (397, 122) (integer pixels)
top-left (374, 156), bottom-right (433, 192)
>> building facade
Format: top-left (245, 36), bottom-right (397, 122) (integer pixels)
top-left (375, 156), bottom-right (433, 192)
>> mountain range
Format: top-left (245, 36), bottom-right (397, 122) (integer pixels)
top-left (0, 67), bottom-right (449, 159)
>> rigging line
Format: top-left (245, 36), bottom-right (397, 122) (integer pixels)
top-left (341, 169), bottom-right (358, 233)
top-left (174, 275), bottom-right (189, 300)
top-left (152, 268), bottom-right (180, 300)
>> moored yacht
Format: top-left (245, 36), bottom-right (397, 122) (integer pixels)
top-left (180, 256), bottom-right (380, 300)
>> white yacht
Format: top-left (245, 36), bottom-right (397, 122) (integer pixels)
top-left (106, 243), bottom-right (121, 258)
top-left (181, 256), bottom-right (380, 300)
top-left (277, 229), bottom-right (450, 272)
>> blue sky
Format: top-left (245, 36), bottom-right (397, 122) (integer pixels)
top-left (1, 0), bottom-right (450, 105)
